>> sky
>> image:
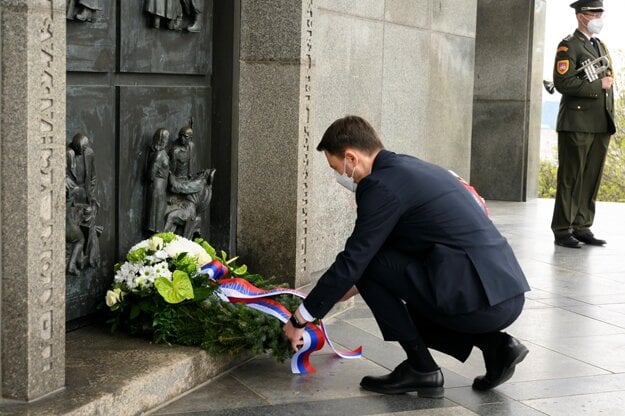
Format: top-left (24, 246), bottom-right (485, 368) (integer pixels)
top-left (543, 0), bottom-right (624, 99)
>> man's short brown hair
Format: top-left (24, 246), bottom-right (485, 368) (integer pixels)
top-left (316, 115), bottom-right (384, 156)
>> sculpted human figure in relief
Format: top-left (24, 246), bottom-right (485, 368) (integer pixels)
top-left (145, 125), bottom-right (215, 239)
top-left (66, 133), bottom-right (102, 275)
top-left (144, 0), bottom-right (203, 32)
top-left (67, 0), bottom-right (103, 22)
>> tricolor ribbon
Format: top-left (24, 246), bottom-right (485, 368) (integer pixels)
top-left (198, 260), bottom-right (362, 374)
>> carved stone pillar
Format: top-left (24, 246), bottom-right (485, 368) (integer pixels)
top-left (235, 0), bottom-right (315, 288)
top-left (0, 0), bottom-right (66, 400)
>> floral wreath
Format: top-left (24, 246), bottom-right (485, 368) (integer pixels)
top-left (105, 232), bottom-right (361, 373)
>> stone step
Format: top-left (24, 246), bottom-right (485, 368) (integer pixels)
top-left (0, 325), bottom-right (249, 416)
top-left (0, 291), bottom-right (353, 415)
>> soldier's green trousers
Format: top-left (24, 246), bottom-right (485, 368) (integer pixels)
top-left (551, 131), bottom-right (611, 238)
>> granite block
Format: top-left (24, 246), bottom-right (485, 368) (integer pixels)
top-left (236, 61), bottom-right (301, 284)
top-left (385, 0), bottom-right (430, 28)
top-left (473, 0), bottom-right (533, 101)
top-left (240, 0), bottom-right (303, 61)
top-left (470, 100), bottom-right (527, 201)
top-left (381, 23), bottom-right (430, 159)
top-left (432, 0), bottom-right (477, 37)
top-left (307, 9), bottom-right (384, 277)
top-left (426, 32), bottom-right (475, 177)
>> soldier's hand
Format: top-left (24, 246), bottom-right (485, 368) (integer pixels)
top-left (601, 76), bottom-right (613, 90)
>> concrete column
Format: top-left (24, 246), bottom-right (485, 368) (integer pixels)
top-left (235, 0), bottom-right (314, 287)
top-left (470, 0), bottom-right (545, 201)
top-left (0, 0), bottom-right (66, 400)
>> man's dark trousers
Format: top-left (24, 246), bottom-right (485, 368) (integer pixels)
top-left (356, 247), bottom-right (524, 362)
top-left (551, 131), bottom-right (610, 238)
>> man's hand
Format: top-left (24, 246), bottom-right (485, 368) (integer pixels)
top-left (283, 320), bottom-right (305, 352)
top-left (601, 76), bottom-right (613, 90)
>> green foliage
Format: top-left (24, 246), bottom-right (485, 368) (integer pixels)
top-left (597, 84), bottom-right (625, 202)
top-left (597, 134), bottom-right (625, 202)
top-left (538, 160), bottom-right (558, 198)
top-left (154, 232), bottom-right (177, 243)
top-left (172, 252), bottom-right (198, 277)
top-left (126, 247), bottom-right (147, 263)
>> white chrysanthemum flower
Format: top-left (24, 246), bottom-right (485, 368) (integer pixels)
top-left (153, 261), bottom-right (172, 281)
top-left (137, 265), bottom-right (159, 286)
top-left (114, 262), bottom-right (142, 289)
top-left (134, 276), bottom-right (146, 288)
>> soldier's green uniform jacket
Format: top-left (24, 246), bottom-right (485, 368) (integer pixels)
top-left (554, 29), bottom-right (615, 134)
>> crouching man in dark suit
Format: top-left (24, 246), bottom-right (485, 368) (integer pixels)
top-left (284, 115), bottom-right (530, 398)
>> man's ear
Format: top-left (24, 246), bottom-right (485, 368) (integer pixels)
top-left (344, 149), bottom-right (358, 165)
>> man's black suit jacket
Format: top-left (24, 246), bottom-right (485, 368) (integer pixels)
top-left (303, 150), bottom-right (530, 318)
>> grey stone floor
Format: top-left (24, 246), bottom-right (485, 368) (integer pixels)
top-left (149, 199), bottom-right (625, 416)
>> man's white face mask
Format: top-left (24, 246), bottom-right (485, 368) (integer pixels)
top-left (335, 157), bottom-right (357, 192)
top-left (587, 17), bottom-right (604, 34)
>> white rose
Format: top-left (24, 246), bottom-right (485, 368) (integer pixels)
top-left (195, 249), bottom-right (212, 266)
top-left (148, 236), bottom-right (164, 252)
top-left (105, 289), bottom-right (121, 307)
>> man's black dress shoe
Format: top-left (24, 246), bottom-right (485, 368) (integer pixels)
top-left (573, 232), bottom-right (606, 246)
top-left (472, 335), bottom-right (528, 391)
top-left (360, 361), bottom-right (444, 398)
top-left (554, 235), bottom-right (582, 248)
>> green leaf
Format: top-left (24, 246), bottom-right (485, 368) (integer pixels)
top-left (155, 271), bottom-right (194, 304)
top-left (193, 287), bottom-right (216, 301)
top-left (195, 238), bottom-right (217, 258)
top-left (130, 304), bottom-right (140, 320)
top-left (233, 264), bottom-right (248, 275)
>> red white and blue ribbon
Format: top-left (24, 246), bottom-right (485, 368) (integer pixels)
top-left (198, 260), bottom-right (362, 374)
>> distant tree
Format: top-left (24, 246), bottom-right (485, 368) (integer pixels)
top-left (538, 159), bottom-right (558, 198)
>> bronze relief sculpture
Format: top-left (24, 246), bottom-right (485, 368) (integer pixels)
top-left (67, 0), bottom-right (103, 22)
top-left (144, 0), bottom-right (203, 32)
top-left (146, 126), bottom-right (215, 239)
top-left (66, 133), bottom-right (102, 275)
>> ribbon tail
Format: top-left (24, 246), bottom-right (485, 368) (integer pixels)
top-left (320, 320), bottom-right (363, 359)
top-left (213, 273), bottom-right (361, 374)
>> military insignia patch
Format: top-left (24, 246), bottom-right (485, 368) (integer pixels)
top-left (557, 46), bottom-right (569, 52)
top-left (557, 60), bottom-right (569, 75)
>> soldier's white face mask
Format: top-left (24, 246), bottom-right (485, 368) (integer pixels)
top-left (587, 17), bottom-right (604, 34)
top-left (335, 158), bottom-right (357, 192)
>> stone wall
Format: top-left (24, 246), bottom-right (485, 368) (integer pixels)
top-left (307, 0), bottom-right (478, 284)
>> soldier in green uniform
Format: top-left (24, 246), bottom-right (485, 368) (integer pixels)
top-left (551, 0), bottom-right (615, 248)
